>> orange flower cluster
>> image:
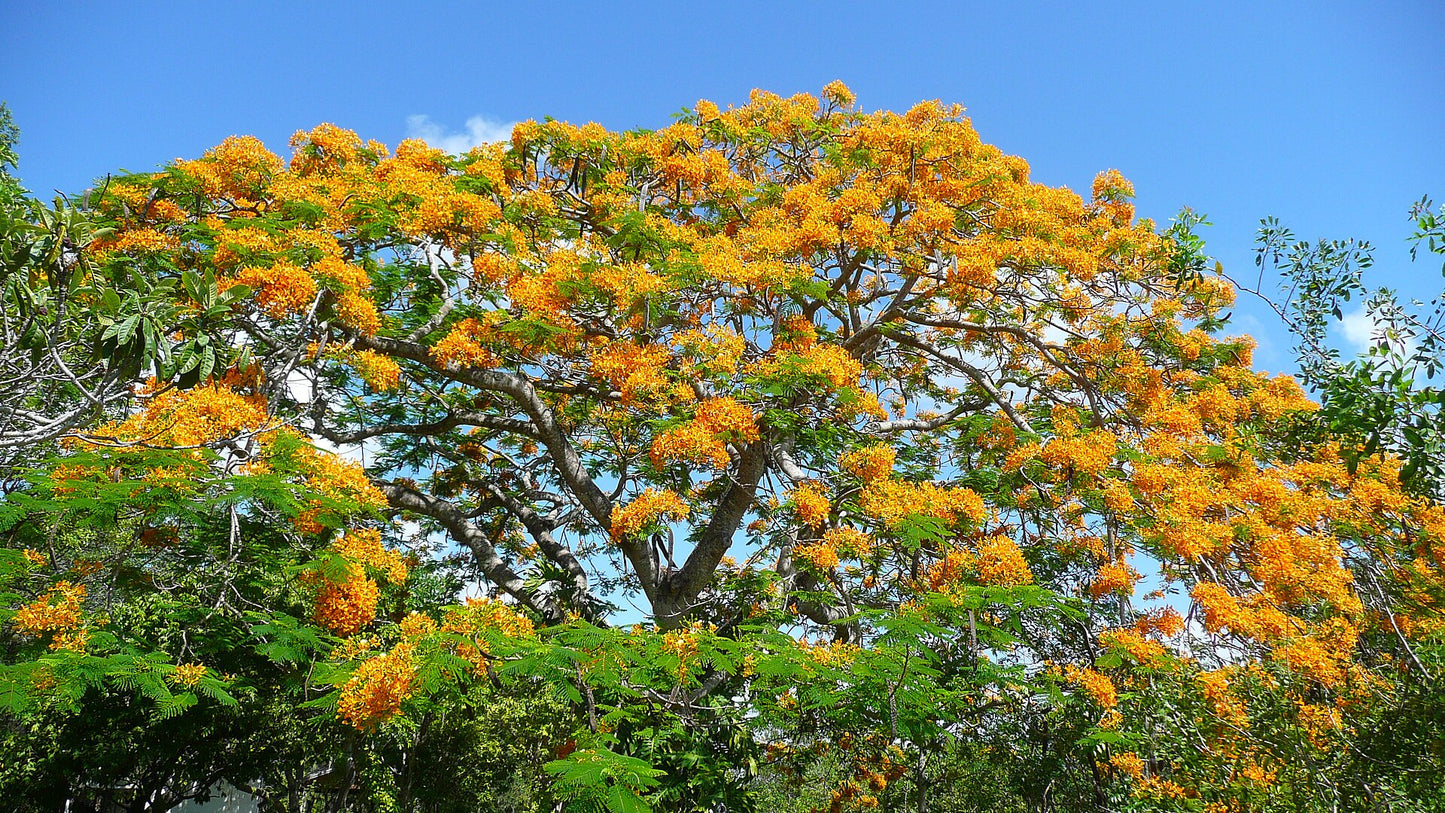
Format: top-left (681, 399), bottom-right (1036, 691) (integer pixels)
top-left (1054, 341), bottom-right (1443, 690)
top-left (310, 254), bottom-right (370, 291)
top-left (309, 529), bottom-right (407, 636)
top-left (163, 126), bottom-right (393, 333)
top-left (507, 258), bottom-right (577, 323)
top-left (793, 541), bottom-right (841, 570)
top-left (14, 581), bottom-right (87, 637)
top-left (662, 625), bottom-right (702, 679)
top-left (102, 182), bottom-right (185, 223)
top-left (926, 547), bottom-right (976, 591)
top-left (1110, 752), bottom-right (1147, 779)
top-left (789, 483), bottom-right (831, 530)
top-left (650, 397), bottom-right (759, 469)
top-left (1090, 559), bottom-right (1139, 598)
top-left (336, 642), bottom-right (417, 730)
top-left (177, 134), bottom-right (284, 198)
top-left (589, 341), bottom-right (673, 406)
top-left (1090, 168), bottom-right (1136, 224)
top-left (398, 611), bottom-right (438, 640)
top-left (335, 290), bottom-right (383, 336)
top-left (1099, 628), bottom-right (1168, 666)
top-left (840, 445), bottom-right (896, 483)
top-left (86, 383), bottom-right (269, 448)
top-left (106, 228), bottom-right (182, 254)
top-left (672, 326), bottom-right (746, 378)
top-left (282, 437), bottom-right (389, 534)
top-left (288, 122), bottom-right (369, 172)
top-left (1132, 776), bottom-right (1190, 803)
top-left (793, 525), bottom-right (877, 572)
top-left (229, 261), bottom-right (317, 318)
top-left (1190, 582), bottom-right (1291, 640)
top-left (924, 533), bottom-right (1033, 590)
top-left (1060, 664), bottom-right (1118, 709)
top-left (441, 598), bottom-right (537, 672)
top-left (1039, 429), bottom-right (1117, 477)
top-left (1101, 479), bottom-right (1135, 513)
top-left (694, 397), bottom-right (759, 441)
top-left (1133, 607), bottom-right (1184, 637)
top-left (858, 479), bottom-right (986, 530)
top-left (975, 535), bottom-right (1034, 587)
top-left (823, 527), bottom-right (874, 559)
top-left (588, 262), bottom-right (671, 310)
top-left (347, 349), bottom-right (402, 391)
top-left (1270, 617), bottom-right (1359, 687)
top-left (431, 318), bottom-right (500, 370)
top-left (748, 344), bottom-right (885, 421)
top-left (1239, 761), bottom-right (1278, 786)
top-left (312, 570), bottom-right (380, 636)
top-left (650, 422), bottom-right (730, 469)
top-left (333, 528), bottom-right (409, 584)
top-left (610, 488), bottom-right (689, 540)
top-left (796, 638), bottom-right (860, 668)
top-left (1293, 699), bottom-right (1343, 749)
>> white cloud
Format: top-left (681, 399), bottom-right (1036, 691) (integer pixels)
top-left (405, 114), bottom-right (517, 154)
top-left (1339, 308), bottom-right (1375, 355)
top-left (1337, 307), bottom-right (1415, 358)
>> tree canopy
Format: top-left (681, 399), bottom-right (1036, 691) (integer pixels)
top-left (2, 85), bottom-right (1443, 812)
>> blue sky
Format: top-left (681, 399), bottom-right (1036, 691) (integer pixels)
top-left (4, 0), bottom-right (1443, 371)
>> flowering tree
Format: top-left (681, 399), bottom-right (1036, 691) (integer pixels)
top-left (3, 85), bottom-right (1444, 811)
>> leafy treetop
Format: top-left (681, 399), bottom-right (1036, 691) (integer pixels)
top-left (5, 84), bottom-right (1445, 811)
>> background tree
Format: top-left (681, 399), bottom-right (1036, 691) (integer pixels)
top-left (1244, 198), bottom-right (1445, 500)
top-left (0, 101), bottom-right (198, 483)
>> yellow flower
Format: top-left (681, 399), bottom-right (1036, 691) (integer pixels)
top-left (610, 489), bottom-right (689, 540)
top-left (229, 261), bottom-right (317, 318)
top-left (1089, 560), bottom-right (1138, 598)
top-left (337, 643), bottom-right (417, 730)
top-left (976, 535), bottom-right (1033, 587)
top-left (794, 541), bottom-right (840, 570)
top-left (350, 349), bottom-right (402, 391)
top-left (840, 444), bottom-right (896, 483)
top-left (334, 528), bottom-right (409, 583)
top-left (311, 569), bottom-right (380, 636)
top-left (1061, 665), bottom-right (1117, 708)
top-left (859, 479), bottom-right (986, 529)
top-left (14, 581), bottom-right (86, 635)
top-left (168, 663), bottom-right (208, 689)
top-left (789, 482), bottom-right (831, 530)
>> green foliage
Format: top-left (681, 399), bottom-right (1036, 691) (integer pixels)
top-left (1256, 199), bottom-right (1445, 497)
top-left (546, 745), bottom-right (665, 813)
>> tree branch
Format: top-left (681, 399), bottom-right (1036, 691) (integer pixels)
top-left (375, 479), bottom-right (564, 623)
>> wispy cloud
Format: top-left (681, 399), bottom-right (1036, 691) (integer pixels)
top-left (1338, 307), bottom-right (1414, 358)
top-left (1339, 308), bottom-right (1376, 355)
top-left (405, 114), bottom-right (517, 154)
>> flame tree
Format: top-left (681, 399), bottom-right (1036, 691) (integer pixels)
top-left (3, 85), bottom-right (1443, 811)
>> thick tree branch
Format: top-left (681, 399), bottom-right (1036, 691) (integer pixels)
top-left (656, 441), bottom-right (768, 627)
top-left (478, 481), bottom-right (591, 603)
top-left (375, 479), bottom-right (565, 623)
top-left (349, 333), bottom-right (613, 524)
